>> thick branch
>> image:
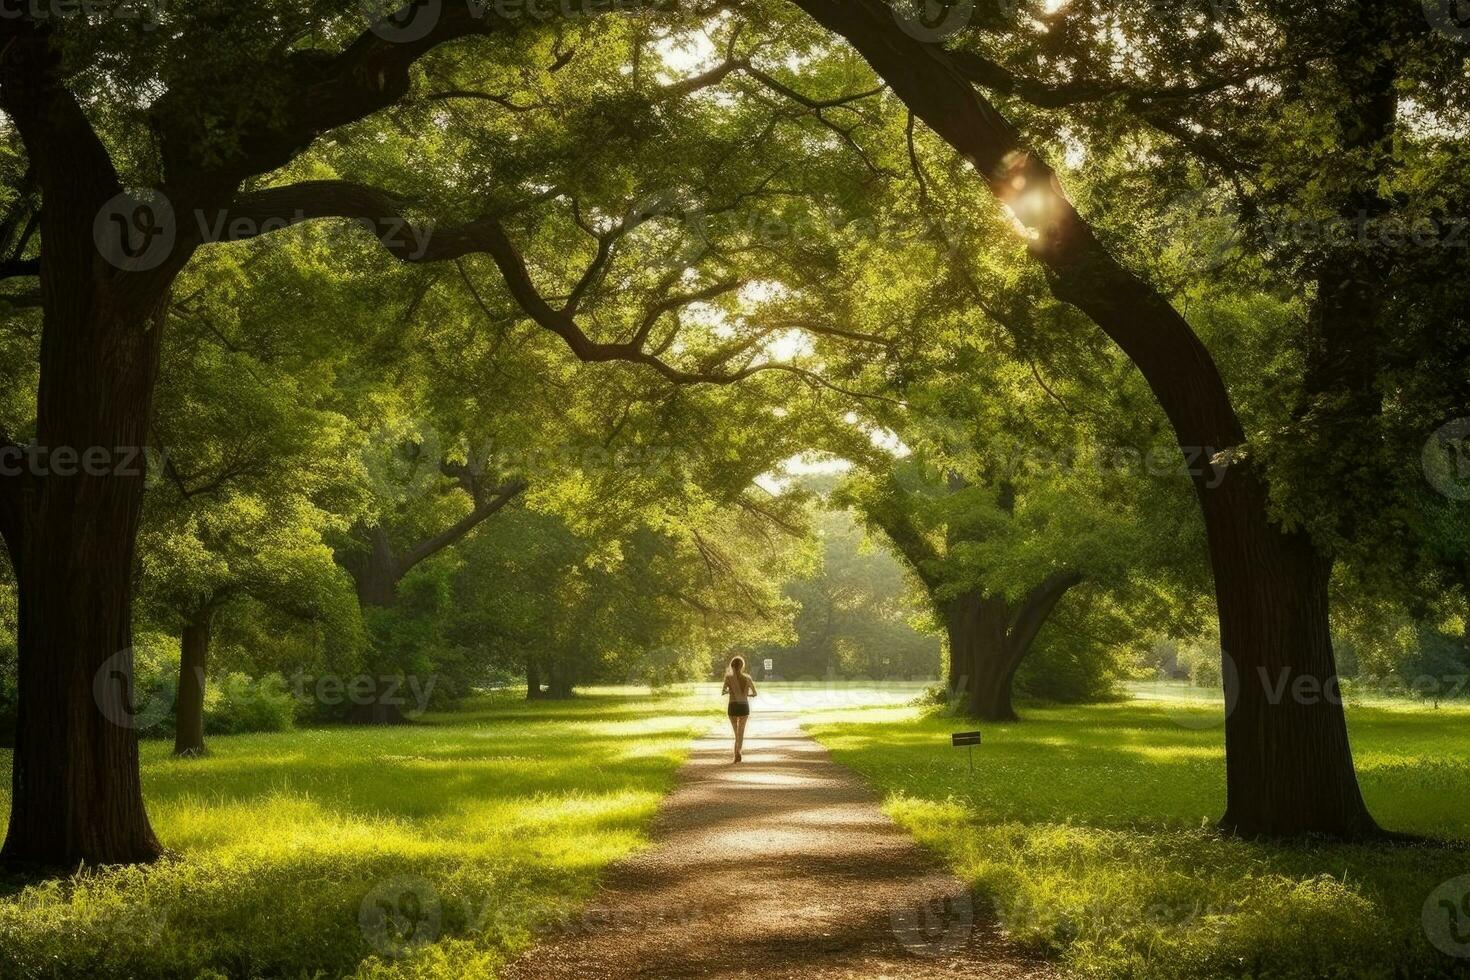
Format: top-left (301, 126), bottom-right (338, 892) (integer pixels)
top-left (789, 0), bottom-right (1248, 495)
top-left (397, 477), bottom-right (528, 575)
top-left (0, 259), bottom-right (40, 280)
top-left (224, 180), bottom-right (897, 402)
top-left (866, 484), bottom-right (943, 591)
top-left (151, 4), bottom-right (591, 189)
top-left (1005, 569), bottom-right (1083, 659)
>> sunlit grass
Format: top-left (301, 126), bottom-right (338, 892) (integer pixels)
top-left (0, 689), bottom-right (714, 979)
top-left (3, 682), bottom-right (1466, 978)
top-left (805, 694), bottom-right (1470, 980)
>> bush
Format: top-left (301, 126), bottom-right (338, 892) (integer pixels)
top-left (205, 672), bottom-right (296, 735)
top-left (1015, 597), bottom-right (1126, 704)
top-left (127, 634), bottom-right (296, 738)
top-left (1174, 634), bottom-right (1223, 689)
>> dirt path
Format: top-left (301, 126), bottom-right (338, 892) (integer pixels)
top-left (502, 711), bottom-right (1055, 979)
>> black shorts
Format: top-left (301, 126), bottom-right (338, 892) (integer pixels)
top-left (728, 702), bottom-right (750, 718)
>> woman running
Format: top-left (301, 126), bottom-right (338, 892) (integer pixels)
top-left (722, 656), bottom-right (756, 763)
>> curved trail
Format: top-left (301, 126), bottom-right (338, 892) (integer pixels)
top-left (503, 711), bottom-right (1054, 979)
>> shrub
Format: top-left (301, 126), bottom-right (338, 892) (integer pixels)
top-left (1015, 598), bottom-right (1126, 704)
top-left (205, 672), bottom-right (296, 735)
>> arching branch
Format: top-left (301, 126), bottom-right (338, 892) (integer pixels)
top-left (1005, 569), bottom-right (1083, 659)
top-left (149, 2), bottom-right (635, 188)
top-left (864, 479), bottom-right (944, 591)
top-left (397, 477), bottom-right (528, 575)
top-left (222, 180), bottom-right (901, 403)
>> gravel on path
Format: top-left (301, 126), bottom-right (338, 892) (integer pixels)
top-left (502, 710), bottom-right (1056, 979)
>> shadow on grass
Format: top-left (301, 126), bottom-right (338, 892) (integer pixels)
top-left (805, 697), bottom-right (1470, 980)
top-left (0, 688), bottom-right (715, 980)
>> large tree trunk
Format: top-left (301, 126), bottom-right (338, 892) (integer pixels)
top-left (964, 596), bottom-right (1015, 721)
top-left (545, 664), bottom-right (573, 700)
top-left (944, 591), bottom-right (1011, 720)
top-left (173, 607), bottom-right (214, 757)
top-left (978, 571), bottom-right (1085, 722)
top-left (350, 528), bottom-right (401, 608)
top-left (790, 0), bottom-right (1376, 839)
top-left (526, 656), bottom-right (544, 700)
top-left (943, 599), bottom-right (969, 698)
top-left (1211, 511), bottom-right (1374, 836)
top-left (2, 299), bottom-right (168, 868)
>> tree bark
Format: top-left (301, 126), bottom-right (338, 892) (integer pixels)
top-left (946, 574), bottom-right (1083, 721)
top-left (790, 0), bottom-right (1377, 839)
top-left (546, 664), bottom-right (574, 700)
top-left (173, 607), bottom-right (214, 757)
top-left (349, 527), bottom-right (402, 608)
top-left (963, 595), bottom-right (1014, 721)
top-left (943, 622), bottom-right (964, 699)
top-left (526, 656), bottom-right (544, 699)
top-left (943, 593), bottom-right (979, 707)
top-left (0, 20), bottom-right (189, 868)
top-left (1, 293), bottom-right (170, 867)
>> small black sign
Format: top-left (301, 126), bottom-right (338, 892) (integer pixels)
top-left (951, 731), bottom-right (982, 746)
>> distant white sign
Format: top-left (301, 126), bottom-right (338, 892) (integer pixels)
top-left (763, 659), bottom-right (774, 671)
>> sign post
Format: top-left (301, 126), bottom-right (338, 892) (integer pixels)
top-left (951, 730), bottom-right (982, 775)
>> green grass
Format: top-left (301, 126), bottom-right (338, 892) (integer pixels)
top-left (805, 689), bottom-right (1470, 980)
top-left (2, 682), bottom-right (1467, 979)
top-left (0, 688), bottom-right (714, 979)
